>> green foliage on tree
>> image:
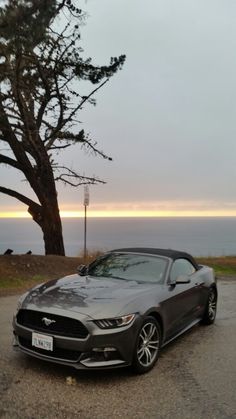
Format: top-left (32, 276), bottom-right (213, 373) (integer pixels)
top-left (0, 0), bottom-right (125, 255)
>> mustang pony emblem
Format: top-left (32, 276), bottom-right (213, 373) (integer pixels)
top-left (42, 317), bottom-right (56, 326)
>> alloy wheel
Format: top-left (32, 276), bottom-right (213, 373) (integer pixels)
top-left (137, 321), bottom-right (160, 367)
top-left (208, 289), bottom-right (217, 321)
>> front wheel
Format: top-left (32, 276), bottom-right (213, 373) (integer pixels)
top-left (132, 317), bottom-right (161, 374)
top-left (201, 287), bottom-right (217, 325)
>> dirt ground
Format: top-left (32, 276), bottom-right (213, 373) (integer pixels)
top-left (0, 255), bottom-right (82, 296)
top-left (1, 253), bottom-right (235, 297)
top-left (0, 254), bottom-right (80, 279)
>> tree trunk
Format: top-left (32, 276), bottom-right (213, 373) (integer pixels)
top-left (40, 205), bottom-right (65, 256)
top-left (27, 159), bottom-right (66, 256)
top-left (41, 214), bottom-right (65, 255)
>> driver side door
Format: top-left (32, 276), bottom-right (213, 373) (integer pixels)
top-left (163, 258), bottom-right (200, 340)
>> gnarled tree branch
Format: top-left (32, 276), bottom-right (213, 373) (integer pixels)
top-left (0, 153), bottom-right (22, 170)
top-left (54, 166), bottom-right (106, 187)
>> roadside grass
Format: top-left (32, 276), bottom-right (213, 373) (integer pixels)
top-left (0, 275), bottom-right (46, 289)
top-left (0, 254), bottom-right (81, 295)
top-left (0, 253), bottom-right (236, 296)
top-left (196, 256), bottom-right (236, 276)
top-left (0, 252), bottom-right (102, 294)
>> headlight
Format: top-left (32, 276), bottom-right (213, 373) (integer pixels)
top-left (94, 314), bottom-right (135, 329)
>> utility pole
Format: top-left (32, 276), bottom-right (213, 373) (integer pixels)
top-left (83, 185), bottom-right (89, 262)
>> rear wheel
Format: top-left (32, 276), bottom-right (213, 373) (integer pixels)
top-left (201, 287), bottom-right (217, 325)
top-left (132, 317), bottom-right (161, 374)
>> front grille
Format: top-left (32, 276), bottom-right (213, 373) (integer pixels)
top-left (18, 336), bottom-right (81, 361)
top-left (17, 309), bottom-right (88, 339)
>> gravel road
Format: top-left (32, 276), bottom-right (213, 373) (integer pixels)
top-left (0, 279), bottom-right (236, 419)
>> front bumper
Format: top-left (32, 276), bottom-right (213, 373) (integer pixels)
top-left (13, 313), bottom-right (142, 370)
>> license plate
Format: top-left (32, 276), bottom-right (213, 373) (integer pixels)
top-left (32, 332), bottom-right (53, 351)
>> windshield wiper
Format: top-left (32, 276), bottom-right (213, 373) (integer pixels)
top-left (89, 273), bottom-right (126, 281)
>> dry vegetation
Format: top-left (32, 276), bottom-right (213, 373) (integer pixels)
top-left (0, 253), bottom-right (235, 296)
top-left (197, 256), bottom-right (236, 276)
top-left (0, 252), bottom-right (101, 296)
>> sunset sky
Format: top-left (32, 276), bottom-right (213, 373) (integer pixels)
top-left (1, 0), bottom-right (236, 218)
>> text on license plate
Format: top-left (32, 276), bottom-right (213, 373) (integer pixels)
top-left (32, 332), bottom-right (53, 351)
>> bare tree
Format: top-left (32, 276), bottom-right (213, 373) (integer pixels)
top-left (0, 0), bottom-right (125, 255)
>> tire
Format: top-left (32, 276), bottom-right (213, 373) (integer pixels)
top-left (201, 287), bottom-right (217, 325)
top-left (132, 316), bottom-right (161, 374)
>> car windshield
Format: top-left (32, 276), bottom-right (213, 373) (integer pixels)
top-left (88, 253), bottom-right (168, 284)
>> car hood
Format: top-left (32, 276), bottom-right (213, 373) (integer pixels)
top-left (23, 274), bottom-right (157, 319)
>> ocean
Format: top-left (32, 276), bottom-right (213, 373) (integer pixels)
top-left (0, 217), bottom-right (236, 257)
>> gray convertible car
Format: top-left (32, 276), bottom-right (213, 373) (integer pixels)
top-left (13, 248), bottom-right (217, 374)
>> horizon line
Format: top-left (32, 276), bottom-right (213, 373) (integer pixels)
top-left (1, 210), bottom-right (236, 218)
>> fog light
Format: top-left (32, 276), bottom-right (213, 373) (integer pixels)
top-left (92, 347), bottom-right (119, 361)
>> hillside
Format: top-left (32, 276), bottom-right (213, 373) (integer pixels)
top-left (0, 254), bottom-right (81, 296)
top-left (0, 253), bottom-right (236, 296)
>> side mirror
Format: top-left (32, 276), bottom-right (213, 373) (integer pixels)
top-left (169, 275), bottom-right (191, 286)
top-left (77, 264), bottom-right (88, 276)
top-left (175, 275), bottom-right (190, 284)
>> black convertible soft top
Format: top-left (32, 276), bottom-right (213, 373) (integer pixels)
top-left (112, 247), bottom-right (200, 270)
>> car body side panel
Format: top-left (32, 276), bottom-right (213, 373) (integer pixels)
top-left (159, 283), bottom-right (198, 341)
